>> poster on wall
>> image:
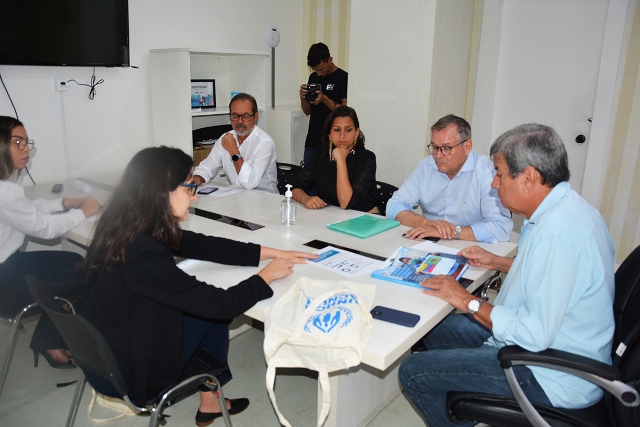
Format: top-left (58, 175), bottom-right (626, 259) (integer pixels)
top-left (191, 79), bottom-right (216, 109)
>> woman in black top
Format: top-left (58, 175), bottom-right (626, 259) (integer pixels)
top-left (82, 146), bottom-right (314, 426)
top-left (292, 106), bottom-right (377, 212)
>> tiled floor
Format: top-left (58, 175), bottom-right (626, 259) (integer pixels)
top-left (0, 316), bottom-right (425, 426)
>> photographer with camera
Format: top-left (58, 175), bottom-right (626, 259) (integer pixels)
top-left (299, 43), bottom-right (348, 168)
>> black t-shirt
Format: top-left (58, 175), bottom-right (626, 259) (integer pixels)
top-left (304, 68), bottom-right (348, 149)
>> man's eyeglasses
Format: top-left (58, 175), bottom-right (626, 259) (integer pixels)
top-left (13, 138), bottom-right (35, 151)
top-left (427, 139), bottom-right (469, 156)
top-left (179, 182), bottom-right (198, 196)
top-left (229, 113), bottom-right (255, 122)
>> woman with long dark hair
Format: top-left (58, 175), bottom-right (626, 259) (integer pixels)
top-left (0, 115), bottom-right (101, 368)
top-left (82, 146), bottom-right (314, 425)
top-left (292, 106), bottom-right (378, 212)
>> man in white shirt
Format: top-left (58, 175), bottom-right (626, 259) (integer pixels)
top-left (193, 93), bottom-right (278, 193)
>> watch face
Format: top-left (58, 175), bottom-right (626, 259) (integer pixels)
top-left (232, 154), bottom-right (240, 161)
top-left (468, 299), bottom-right (481, 314)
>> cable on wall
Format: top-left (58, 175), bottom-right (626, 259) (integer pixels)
top-left (66, 67), bottom-right (104, 100)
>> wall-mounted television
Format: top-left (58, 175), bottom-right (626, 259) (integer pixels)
top-left (0, 0), bottom-right (129, 67)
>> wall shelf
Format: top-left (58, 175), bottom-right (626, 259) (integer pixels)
top-left (149, 48), bottom-right (268, 158)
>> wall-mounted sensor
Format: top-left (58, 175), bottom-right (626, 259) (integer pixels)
top-left (265, 26), bottom-right (280, 48)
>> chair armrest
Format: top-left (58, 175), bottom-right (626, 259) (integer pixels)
top-left (499, 345), bottom-right (639, 410)
top-left (498, 345), bottom-right (618, 381)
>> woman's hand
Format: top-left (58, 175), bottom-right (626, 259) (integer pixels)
top-left (291, 188), bottom-right (327, 210)
top-left (80, 196), bottom-right (102, 217)
top-left (258, 258), bottom-right (295, 284)
top-left (63, 196), bottom-right (101, 217)
top-left (303, 196), bottom-right (327, 209)
top-left (260, 247), bottom-right (318, 263)
top-left (331, 145), bottom-right (351, 162)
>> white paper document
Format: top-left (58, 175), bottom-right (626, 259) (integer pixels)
top-left (309, 245), bottom-right (380, 277)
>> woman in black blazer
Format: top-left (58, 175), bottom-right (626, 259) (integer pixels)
top-left (82, 146), bottom-right (314, 426)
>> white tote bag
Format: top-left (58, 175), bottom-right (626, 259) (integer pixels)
top-left (264, 278), bottom-right (375, 427)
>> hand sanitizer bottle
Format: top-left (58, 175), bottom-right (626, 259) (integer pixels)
top-left (281, 184), bottom-right (296, 227)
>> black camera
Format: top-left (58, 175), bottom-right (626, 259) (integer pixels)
top-left (305, 83), bottom-right (321, 102)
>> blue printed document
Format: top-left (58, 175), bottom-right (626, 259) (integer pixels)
top-left (309, 246), bottom-right (379, 278)
top-left (371, 246), bottom-right (469, 289)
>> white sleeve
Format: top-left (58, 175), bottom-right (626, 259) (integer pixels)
top-left (0, 184), bottom-right (85, 240)
top-left (237, 138), bottom-right (276, 189)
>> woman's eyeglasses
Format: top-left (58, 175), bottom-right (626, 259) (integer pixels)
top-left (13, 138), bottom-right (35, 151)
top-left (179, 182), bottom-right (198, 196)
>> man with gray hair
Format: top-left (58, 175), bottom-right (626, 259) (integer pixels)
top-left (386, 114), bottom-right (512, 243)
top-left (399, 124), bottom-right (615, 426)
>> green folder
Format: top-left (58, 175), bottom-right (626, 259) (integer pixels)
top-left (327, 214), bottom-right (400, 238)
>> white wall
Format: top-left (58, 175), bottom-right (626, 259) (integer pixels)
top-left (348, 0), bottom-right (474, 186)
top-left (0, 0), bottom-right (303, 185)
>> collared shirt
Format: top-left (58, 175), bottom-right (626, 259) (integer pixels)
top-left (0, 180), bottom-right (85, 263)
top-left (386, 151), bottom-right (512, 243)
top-left (488, 182), bottom-right (615, 408)
top-left (194, 125), bottom-right (278, 193)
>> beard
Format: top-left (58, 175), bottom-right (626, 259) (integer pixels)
top-left (235, 123), bottom-right (251, 137)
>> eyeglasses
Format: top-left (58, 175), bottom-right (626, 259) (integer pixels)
top-left (229, 113), bottom-right (255, 122)
top-left (179, 182), bottom-right (198, 196)
top-left (13, 138), bottom-right (35, 151)
top-left (427, 139), bottom-right (469, 156)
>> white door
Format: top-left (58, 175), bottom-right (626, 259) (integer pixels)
top-left (482, 0), bottom-right (609, 194)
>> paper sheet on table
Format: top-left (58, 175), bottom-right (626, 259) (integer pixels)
top-left (309, 245), bottom-right (379, 277)
top-left (197, 185), bottom-right (241, 197)
top-left (410, 240), bottom-right (461, 256)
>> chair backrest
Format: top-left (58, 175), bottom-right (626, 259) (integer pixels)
top-left (276, 162), bottom-right (302, 195)
top-left (374, 181), bottom-right (398, 216)
top-left (26, 276), bottom-right (130, 400)
top-left (608, 245), bottom-right (640, 425)
top-left (192, 124), bottom-right (232, 144)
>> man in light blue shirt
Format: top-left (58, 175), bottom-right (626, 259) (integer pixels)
top-left (399, 123), bottom-right (615, 427)
top-left (387, 114), bottom-right (512, 243)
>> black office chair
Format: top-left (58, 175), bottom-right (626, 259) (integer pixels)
top-left (276, 162), bottom-right (302, 195)
top-left (26, 276), bottom-right (232, 427)
top-left (374, 181), bottom-right (398, 216)
top-left (0, 302), bottom-right (40, 397)
top-left (446, 244), bottom-right (640, 427)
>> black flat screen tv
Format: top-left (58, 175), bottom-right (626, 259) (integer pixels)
top-left (0, 0), bottom-right (129, 67)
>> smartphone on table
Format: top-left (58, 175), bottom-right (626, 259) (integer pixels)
top-left (402, 233), bottom-right (439, 242)
top-left (197, 187), bottom-right (218, 195)
top-left (371, 306), bottom-right (420, 327)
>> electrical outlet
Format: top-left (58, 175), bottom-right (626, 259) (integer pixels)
top-left (54, 79), bottom-right (69, 91)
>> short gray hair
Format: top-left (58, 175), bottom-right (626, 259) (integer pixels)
top-left (490, 123), bottom-right (570, 187)
top-left (431, 114), bottom-right (471, 143)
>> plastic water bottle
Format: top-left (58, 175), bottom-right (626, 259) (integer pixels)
top-left (281, 184), bottom-right (296, 226)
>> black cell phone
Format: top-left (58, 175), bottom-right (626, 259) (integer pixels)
top-left (197, 187), bottom-right (218, 194)
top-left (402, 232), bottom-right (439, 242)
top-left (371, 306), bottom-right (420, 328)
top-left (52, 183), bottom-right (63, 193)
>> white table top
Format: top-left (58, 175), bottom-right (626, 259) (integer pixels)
top-left (35, 178), bottom-right (517, 372)
top-left (187, 184), bottom-right (518, 371)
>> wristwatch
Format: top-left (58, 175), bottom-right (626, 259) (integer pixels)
top-left (454, 225), bottom-right (462, 240)
top-left (231, 153), bottom-right (243, 162)
top-left (467, 298), bottom-right (484, 315)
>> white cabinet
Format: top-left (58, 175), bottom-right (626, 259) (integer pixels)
top-left (149, 48), bottom-right (268, 155)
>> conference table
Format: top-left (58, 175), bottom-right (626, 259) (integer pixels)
top-left (27, 178), bottom-right (517, 427)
